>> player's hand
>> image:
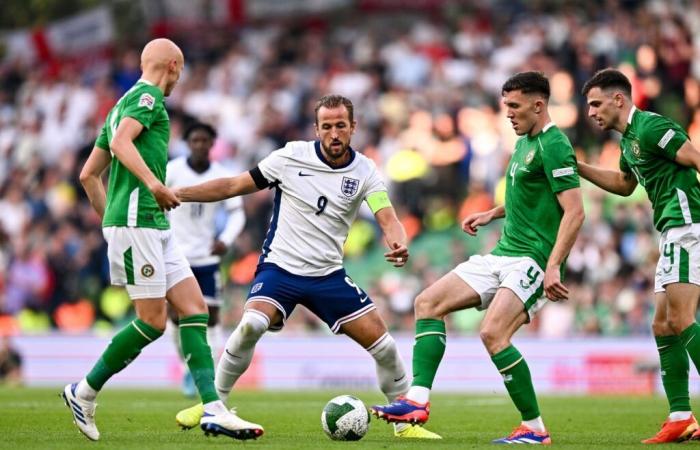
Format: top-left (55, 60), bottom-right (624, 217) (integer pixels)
top-left (150, 182), bottom-right (180, 211)
top-left (462, 211), bottom-right (491, 236)
top-left (211, 240), bottom-right (227, 256)
top-left (543, 265), bottom-right (569, 301)
top-left (384, 242), bottom-right (409, 267)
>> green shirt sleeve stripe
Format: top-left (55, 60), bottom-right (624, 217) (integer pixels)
top-left (366, 191), bottom-right (392, 213)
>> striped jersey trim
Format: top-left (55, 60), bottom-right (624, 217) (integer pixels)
top-left (415, 331), bottom-right (447, 339)
top-left (127, 187), bottom-right (139, 227)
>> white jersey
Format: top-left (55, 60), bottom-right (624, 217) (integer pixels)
top-left (166, 157), bottom-right (245, 267)
top-left (257, 141), bottom-right (386, 276)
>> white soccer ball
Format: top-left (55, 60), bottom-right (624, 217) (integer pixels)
top-left (321, 394), bottom-right (370, 441)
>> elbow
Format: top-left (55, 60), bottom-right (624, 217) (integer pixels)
top-left (79, 167), bottom-right (92, 187)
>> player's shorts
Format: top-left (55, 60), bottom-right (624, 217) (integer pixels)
top-left (451, 254), bottom-right (547, 321)
top-left (655, 223), bottom-right (700, 292)
top-left (103, 226), bottom-right (193, 300)
top-left (245, 263), bottom-right (375, 334)
top-left (191, 263), bottom-right (222, 306)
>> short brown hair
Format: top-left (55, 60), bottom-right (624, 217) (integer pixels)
top-left (314, 95), bottom-right (354, 123)
top-left (581, 68), bottom-right (632, 97)
top-left (502, 71), bottom-right (550, 100)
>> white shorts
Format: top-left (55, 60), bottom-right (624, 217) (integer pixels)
top-left (103, 226), bottom-right (193, 300)
top-left (655, 223), bottom-right (700, 292)
top-left (452, 254), bottom-right (547, 321)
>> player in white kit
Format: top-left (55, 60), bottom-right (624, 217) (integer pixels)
top-left (173, 95), bottom-right (440, 439)
top-left (166, 122), bottom-right (245, 396)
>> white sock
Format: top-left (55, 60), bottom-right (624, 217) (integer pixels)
top-left (367, 333), bottom-right (411, 401)
top-left (215, 310), bottom-right (269, 402)
top-left (522, 416), bottom-right (546, 433)
top-left (207, 324), bottom-right (221, 360)
top-left (203, 399), bottom-right (228, 415)
top-left (669, 411), bottom-right (692, 421)
top-left (406, 386), bottom-right (430, 404)
top-left (76, 378), bottom-right (98, 401)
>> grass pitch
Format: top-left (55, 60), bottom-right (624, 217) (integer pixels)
top-left (0, 387), bottom-right (682, 448)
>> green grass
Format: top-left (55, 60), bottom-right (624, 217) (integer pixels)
top-left (0, 387), bottom-right (687, 448)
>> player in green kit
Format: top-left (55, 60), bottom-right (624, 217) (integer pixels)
top-left (61, 38), bottom-right (263, 442)
top-left (372, 71), bottom-right (584, 444)
top-left (579, 68), bottom-right (700, 444)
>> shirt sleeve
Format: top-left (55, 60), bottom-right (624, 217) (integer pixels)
top-left (638, 114), bottom-right (689, 161)
top-left (95, 124), bottom-right (109, 151)
top-left (257, 146), bottom-right (291, 185)
top-left (363, 160), bottom-right (387, 197)
top-left (619, 153), bottom-right (631, 173)
top-left (541, 135), bottom-right (580, 193)
top-left (121, 85), bottom-right (163, 130)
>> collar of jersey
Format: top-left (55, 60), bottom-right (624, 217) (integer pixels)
top-left (137, 78), bottom-right (156, 86)
top-left (622, 105), bottom-right (638, 136)
top-left (314, 141), bottom-right (356, 169)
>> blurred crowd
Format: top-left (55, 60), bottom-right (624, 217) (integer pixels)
top-left (1, 0), bottom-right (700, 337)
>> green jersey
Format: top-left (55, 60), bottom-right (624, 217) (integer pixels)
top-left (492, 123), bottom-right (580, 270)
top-left (620, 107), bottom-right (700, 232)
top-left (95, 80), bottom-right (170, 229)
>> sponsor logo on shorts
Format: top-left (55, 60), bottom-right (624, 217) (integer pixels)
top-left (141, 264), bottom-right (155, 277)
top-left (251, 282), bottom-right (263, 294)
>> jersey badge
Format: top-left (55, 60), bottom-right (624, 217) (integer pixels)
top-left (524, 149), bottom-right (535, 165)
top-left (138, 93), bottom-right (155, 110)
top-left (141, 264), bottom-right (155, 278)
top-left (341, 177), bottom-right (360, 197)
top-left (630, 140), bottom-right (641, 157)
top-left (251, 282), bottom-right (264, 294)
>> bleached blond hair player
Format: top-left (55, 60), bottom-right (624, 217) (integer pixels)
top-left (61, 38), bottom-right (263, 442)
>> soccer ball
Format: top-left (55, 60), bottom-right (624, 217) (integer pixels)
top-left (321, 395), bottom-right (370, 441)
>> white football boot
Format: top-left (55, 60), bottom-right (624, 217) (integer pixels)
top-left (61, 383), bottom-right (100, 441)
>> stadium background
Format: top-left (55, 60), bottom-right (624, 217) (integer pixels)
top-left (1, 0), bottom-right (699, 394)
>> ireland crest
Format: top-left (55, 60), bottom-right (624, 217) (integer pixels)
top-left (525, 149), bottom-right (535, 165)
top-left (341, 177), bottom-right (360, 197)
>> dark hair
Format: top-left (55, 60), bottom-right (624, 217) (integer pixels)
top-left (183, 121), bottom-right (217, 140)
top-left (314, 94), bottom-right (354, 123)
top-left (581, 68), bottom-right (632, 97)
top-left (501, 71), bottom-right (550, 100)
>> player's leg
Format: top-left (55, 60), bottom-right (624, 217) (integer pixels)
top-left (167, 243), bottom-right (263, 439)
top-left (371, 257), bottom-right (489, 423)
top-left (339, 309), bottom-right (440, 439)
top-left (642, 291), bottom-right (696, 443)
top-left (215, 300), bottom-right (280, 401)
top-left (62, 227), bottom-right (169, 441)
top-left (485, 257), bottom-right (550, 444)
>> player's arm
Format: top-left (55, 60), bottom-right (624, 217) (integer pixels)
top-left (79, 146), bottom-right (112, 218)
top-left (176, 169), bottom-right (263, 202)
top-left (577, 161), bottom-right (637, 196)
top-left (462, 205), bottom-right (505, 236)
top-left (544, 187), bottom-right (585, 301)
top-left (673, 140), bottom-right (700, 171)
top-left (369, 191), bottom-right (409, 268)
top-left (110, 117), bottom-right (179, 210)
top-left (213, 201), bottom-right (246, 255)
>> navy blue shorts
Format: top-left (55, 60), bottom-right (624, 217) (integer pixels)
top-left (246, 263), bottom-right (375, 333)
top-left (192, 264), bottom-right (221, 306)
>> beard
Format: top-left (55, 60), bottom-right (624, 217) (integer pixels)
top-left (322, 140), bottom-right (350, 160)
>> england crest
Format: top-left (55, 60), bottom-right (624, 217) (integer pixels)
top-left (341, 177), bottom-right (360, 197)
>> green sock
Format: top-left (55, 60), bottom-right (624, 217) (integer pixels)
top-left (656, 335), bottom-right (691, 413)
top-left (411, 319), bottom-right (446, 389)
top-left (491, 345), bottom-right (540, 421)
top-left (86, 319), bottom-right (162, 390)
top-left (180, 314), bottom-right (218, 403)
top-left (681, 323), bottom-right (700, 376)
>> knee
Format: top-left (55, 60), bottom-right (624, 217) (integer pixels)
top-left (651, 319), bottom-right (673, 337)
top-left (414, 291), bottom-right (438, 319)
top-left (237, 311), bottom-right (269, 343)
top-left (479, 325), bottom-right (507, 355)
top-left (138, 314), bottom-right (167, 332)
top-left (666, 311), bottom-right (692, 335)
